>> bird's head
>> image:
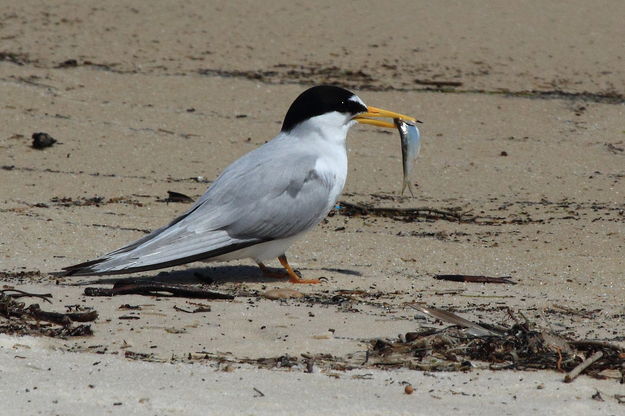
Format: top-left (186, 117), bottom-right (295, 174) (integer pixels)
top-left (281, 85), bottom-right (416, 136)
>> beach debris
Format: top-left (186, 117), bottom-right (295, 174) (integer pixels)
top-left (118, 304), bottom-right (142, 310)
top-left (414, 79), bottom-right (463, 88)
top-left (174, 303), bottom-right (211, 313)
top-left (183, 305), bottom-right (623, 383)
top-left (312, 331), bottom-right (334, 340)
top-left (158, 191), bottom-right (194, 203)
top-left (57, 59), bottom-right (79, 68)
top-left (338, 201), bottom-right (471, 223)
top-left (564, 351), bottom-right (604, 383)
top-left (118, 315), bottom-right (140, 320)
top-left (410, 303), bottom-right (502, 337)
top-left (0, 288), bottom-right (53, 303)
top-left (395, 119), bottom-right (421, 196)
top-left (84, 280), bottom-right (234, 300)
top-left (433, 274), bottom-right (516, 285)
top-left (0, 289), bottom-right (96, 337)
top-left (364, 304), bottom-right (624, 381)
top-left (31, 132), bottom-right (57, 149)
top-left (0, 51), bottom-right (30, 65)
top-left (605, 143), bottom-right (624, 154)
top-left (124, 350), bottom-right (164, 362)
top-left (404, 385), bottom-right (414, 395)
top-left (262, 288), bottom-right (304, 300)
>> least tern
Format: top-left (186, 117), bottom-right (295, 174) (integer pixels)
top-left (63, 85), bottom-right (415, 283)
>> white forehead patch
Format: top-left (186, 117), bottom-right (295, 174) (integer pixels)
top-left (348, 95), bottom-right (367, 108)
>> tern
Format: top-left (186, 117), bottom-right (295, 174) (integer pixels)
top-left (63, 85), bottom-right (416, 283)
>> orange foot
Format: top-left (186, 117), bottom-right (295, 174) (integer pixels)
top-left (257, 256), bottom-right (320, 284)
top-left (278, 255), bottom-right (321, 284)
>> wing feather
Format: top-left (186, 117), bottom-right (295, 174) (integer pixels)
top-left (63, 134), bottom-right (336, 276)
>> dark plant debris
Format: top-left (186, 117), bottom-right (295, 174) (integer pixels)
top-left (0, 51), bottom-right (31, 65)
top-left (0, 290), bottom-right (96, 338)
top-left (365, 305), bottom-right (625, 381)
top-left (157, 191), bottom-right (194, 203)
top-left (84, 280), bottom-right (234, 300)
top-left (47, 195), bottom-right (143, 208)
top-left (57, 59), bottom-right (79, 68)
top-left (434, 274), bottom-right (516, 285)
top-left (197, 66), bottom-right (625, 104)
top-left (31, 132), bottom-right (57, 149)
top-left (174, 304), bottom-right (212, 313)
top-left (338, 201), bottom-right (472, 223)
top-left (184, 304), bottom-right (624, 384)
top-left (414, 79), bottom-right (463, 87)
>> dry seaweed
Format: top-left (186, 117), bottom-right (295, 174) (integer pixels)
top-left (0, 291), bottom-right (97, 338)
top-left (185, 305), bottom-right (624, 383)
top-left (365, 305), bottom-right (625, 380)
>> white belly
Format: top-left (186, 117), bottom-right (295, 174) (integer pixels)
top-left (208, 235), bottom-right (303, 263)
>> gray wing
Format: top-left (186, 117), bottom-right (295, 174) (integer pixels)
top-left (63, 136), bottom-right (336, 275)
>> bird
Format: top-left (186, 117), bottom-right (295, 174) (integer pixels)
top-left (62, 85), bottom-right (416, 283)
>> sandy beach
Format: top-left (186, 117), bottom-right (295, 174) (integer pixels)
top-left (1, 1), bottom-right (624, 414)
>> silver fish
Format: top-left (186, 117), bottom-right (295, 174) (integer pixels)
top-left (395, 119), bottom-right (421, 196)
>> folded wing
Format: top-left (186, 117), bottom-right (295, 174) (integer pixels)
top-left (63, 137), bottom-right (335, 276)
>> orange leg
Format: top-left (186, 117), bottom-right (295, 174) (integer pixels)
top-left (278, 255), bottom-right (320, 284)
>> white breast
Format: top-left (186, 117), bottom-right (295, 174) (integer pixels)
top-left (314, 145), bottom-right (348, 213)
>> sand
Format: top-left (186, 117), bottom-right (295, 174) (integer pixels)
top-left (1, 1), bottom-right (624, 414)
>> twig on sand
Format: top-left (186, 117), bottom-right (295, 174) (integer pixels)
top-left (337, 201), bottom-right (472, 223)
top-left (0, 289), bottom-right (53, 303)
top-left (564, 351), bottom-right (603, 383)
top-left (84, 281), bottom-right (234, 300)
top-left (433, 274), bottom-right (516, 285)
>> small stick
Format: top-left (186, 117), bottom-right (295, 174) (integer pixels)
top-left (0, 289), bottom-right (53, 303)
top-left (555, 347), bottom-right (563, 372)
top-left (434, 275), bottom-right (516, 285)
top-left (564, 351), bottom-right (603, 383)
top-left (414, 79), bottom-right (463, 87)
top-left (65, 310), bottom-right (99, 322)
top-left (174, 305), bottom-right (194, 313)
top-left (337, 201), bottom-right (471, 223)
top-left (26, 304), bottom-right (71, 326)
top-left (84, 281), bottom-right (234, 300)
top-left (568, 340), bottom-right (625, 352)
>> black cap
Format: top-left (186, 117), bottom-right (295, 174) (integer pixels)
top-left (281, 85), bottom-right (367, 132)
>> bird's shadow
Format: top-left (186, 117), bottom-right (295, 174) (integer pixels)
top-left (70, 264), bottom-right (361, 287)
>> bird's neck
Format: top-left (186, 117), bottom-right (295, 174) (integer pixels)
top-left (288, 114), bottom-right (355, 147)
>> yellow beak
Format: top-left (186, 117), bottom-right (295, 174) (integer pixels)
top-left (353, 106), bottom-right (416, 128)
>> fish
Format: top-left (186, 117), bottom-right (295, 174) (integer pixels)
top-left (395, 119), bottom-right (421, 196)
